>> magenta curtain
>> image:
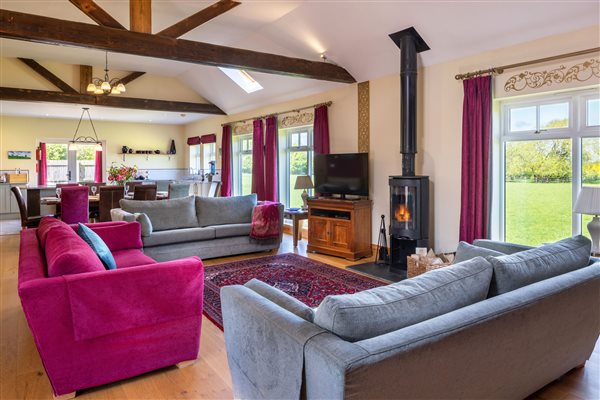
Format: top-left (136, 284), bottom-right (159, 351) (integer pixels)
top-left (251, 119), bottom-right (266, 200)
top-left (38, 143), bottom-right (47, 186)
top-left (94, 151), bottom-right (103, 183)
top-left (264, 116), bottom-right (278, 202)
top-left (220, 125), bottom-right (232, 197)
top-left (187, 136), bottom-right (201, 145)
top-left (313, 105), bottom-right (330, 154)
top-left (459, 75), bottom-right (492, 243)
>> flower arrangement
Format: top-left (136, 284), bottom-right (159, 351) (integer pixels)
top-left (107, 163), bottom-right (138, 185)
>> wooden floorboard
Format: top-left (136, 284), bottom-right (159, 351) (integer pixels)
top-left (1, 229), bottom-right (598, 399)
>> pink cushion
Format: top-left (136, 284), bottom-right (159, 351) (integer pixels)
top-left (45, 223), bottom-right (105, 277)
top-left (112, 249), bottom-right (156, 268)
top-left (37, 216), bottom-right (64, 248)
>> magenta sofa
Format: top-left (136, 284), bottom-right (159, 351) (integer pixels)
top-left (18, 219), bottom-right (204, 398)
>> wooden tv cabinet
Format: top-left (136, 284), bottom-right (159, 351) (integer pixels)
top-left (307, 198), bottom-right (372, 261)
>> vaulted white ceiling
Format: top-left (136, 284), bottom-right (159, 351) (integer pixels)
top-left (1, 0), bottom-right (598, 124)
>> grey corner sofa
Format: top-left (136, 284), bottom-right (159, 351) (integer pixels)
top-left (110, 194), bottom-right (284, 262)
top-left (220, 236), bottom-right (600, 400)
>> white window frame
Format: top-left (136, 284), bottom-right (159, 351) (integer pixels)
top-left (189, 142), bottom-right (217, 175)
top-left (494, 88), bottom-right (600, 243)
top-left (44, 139), bottom-right (106, 183)
top-left (279, 125), bottom-right (314, 208)
top-left (233, 134), bottom-right (253, 196)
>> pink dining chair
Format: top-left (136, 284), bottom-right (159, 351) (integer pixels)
top-left (60, 186), bottom-right (90, 224)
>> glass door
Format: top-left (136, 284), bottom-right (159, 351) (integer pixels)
top-left (45, 141), bottom-right (100, 184)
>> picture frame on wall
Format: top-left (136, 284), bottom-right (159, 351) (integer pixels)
top-left (7, 151), bottom-right (32, 160)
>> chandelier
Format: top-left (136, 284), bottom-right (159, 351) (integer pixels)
top-left (69, 107), bottom-right (103, 151)
top-left (86, 52), bottom-right (126, 95)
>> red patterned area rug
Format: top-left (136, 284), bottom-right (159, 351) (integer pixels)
top-left (203, 253), bottom-right (385, 329)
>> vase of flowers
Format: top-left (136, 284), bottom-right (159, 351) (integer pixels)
top-left (107, 163), bottom-right (138, 186)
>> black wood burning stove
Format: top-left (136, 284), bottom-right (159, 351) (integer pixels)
top-left (389, 176), bottom-right (429, 272)
top-left (388, 27), bottom-right (430, 273)
top-left (348, 27), bottom-right (430, 282)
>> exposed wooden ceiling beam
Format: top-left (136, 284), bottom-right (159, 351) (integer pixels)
top-left (79, 65), bottom-right (93, 93)
top-left (68, 0), bottom-right (125, 30)
top-left (0, 87), bottom-right (226, 115)
top-left (130, 0), bottom-right (151, 33)
top-left (157, 0), bottom-right (241, 38)
top-left (69, 0), bottom-right (148, 84)
top-left (0, 9), bottom-right (356, 84)
top-left (17, 58), bottom-right (78, 94)
top-left (119, 71), bottom-right (147, 85)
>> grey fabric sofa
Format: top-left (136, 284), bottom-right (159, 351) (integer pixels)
top-left (221, 236), bottom-right (600, 399)
top-left (111, 194), bottom-right (284, 262)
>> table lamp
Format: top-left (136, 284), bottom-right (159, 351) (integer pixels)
top-left (294, 175), bottom-right (314, 209)
top-left (573, 186), bottom-right (600, 254)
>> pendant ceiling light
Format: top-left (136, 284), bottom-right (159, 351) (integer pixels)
top-left (86, 52), bottom-right (126, 95)
top-left (69, 107), bottom-right (103, 151)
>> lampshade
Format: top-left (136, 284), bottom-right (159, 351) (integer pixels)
top-left (294, 175), bottom-right (314, 190)
top-left (573, 187), bottom-right (600, 215)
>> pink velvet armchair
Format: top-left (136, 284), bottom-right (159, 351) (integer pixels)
top-left (18, 220), bottom-right (204, 399)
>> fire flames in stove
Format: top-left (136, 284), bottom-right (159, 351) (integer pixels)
top-left (394, 204), bottom-right (411, 222)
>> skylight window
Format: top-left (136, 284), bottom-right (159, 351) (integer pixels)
top-left (218, 67), bottom-right (263, 93)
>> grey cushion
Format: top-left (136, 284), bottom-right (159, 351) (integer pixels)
top-left (134, 213), bottom-right (153, 237)
top-left (196, 194), bottom-right (257, 227)
top-left (487, 235), bottom-right (592, 296)
top-left (244, 279), bottom-right (315, 322)
top-left (454, 241), bottom-right (504, 264)
top-left (120, 196), bottom-right (198, 231)
top-left (314, 257), bottom-right (493, 342)
top-left (473, 239), bottom-right (534, 255)
top-left (213, 223), bottom-right (252, 238)
top-left (142, 226), bottom-right (216, 247)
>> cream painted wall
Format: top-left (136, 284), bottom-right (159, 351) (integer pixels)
top-left (0, 116), bottom-right (185, 183)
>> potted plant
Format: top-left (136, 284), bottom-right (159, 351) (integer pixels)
top-left (107, 163), bottom-right (138, 186)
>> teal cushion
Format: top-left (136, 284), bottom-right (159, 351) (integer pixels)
top-left (77, 223), bottom-right (117, 270)
top-left (453, 241), bottom-right (505, 264)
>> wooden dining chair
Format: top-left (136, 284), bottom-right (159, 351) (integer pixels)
top-left (10, 186), bottom-right (46, 229)
top-left (60, 186), bottom-right (89, 224)
top-left (133, 184), bottom-right (157, 201)
top-left (168, 182), bottom-right (191, 199)
top-left (98, 186), bottom-right (124, 222)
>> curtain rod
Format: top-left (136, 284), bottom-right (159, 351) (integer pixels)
top-left (221, 101), bottom-right (332, 127)
top-left (454, 47), bottom-right (600, 80)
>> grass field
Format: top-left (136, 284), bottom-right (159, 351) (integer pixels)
top-left (506, 182), bottom-right (594, 246)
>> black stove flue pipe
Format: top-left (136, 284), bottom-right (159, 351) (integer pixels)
top-left (389, 27), bottom-right (430, 176)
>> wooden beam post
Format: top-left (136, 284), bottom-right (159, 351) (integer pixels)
top-left (0, 10), bottom-right (356, 83)
top-left (79, 65), bottom-right (93, 94)
top-left (130, 0), bottom-right (151, 33)
top-left (68, 0), bottom-right (125, 29)
top-left (17, 58), bottom-right (78, 94)
top-left (0, 87), bottom-right (227, 115)
top-left (158, 0), bottom-right (241, 38)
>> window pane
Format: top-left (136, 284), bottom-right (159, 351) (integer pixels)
top-left (75, 145), bottom-right (96, 182)
top-left (289, 151), bottom-right (308, 208)
top-left (291, 133), bottom-right (299, 147)
top-left (505, 139), bottom-right (572, 246)
top-left (46, 143), bottom-right (68, 184)
top-left (241, 154), bottom-right (252, 195)
top-left (300, 132), bottom-right (308, 146)
top-left (510, 106), bottom-right (536, 132)
top-left (582, 136), bottom-right (600, 239)
top-left (540, 102), bottom-right (569, 130)
top-left (587, 99), bottom-right (600, 127)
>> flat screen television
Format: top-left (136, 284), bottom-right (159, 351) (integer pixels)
top-left (314, 153), bottom-right (369, 197)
